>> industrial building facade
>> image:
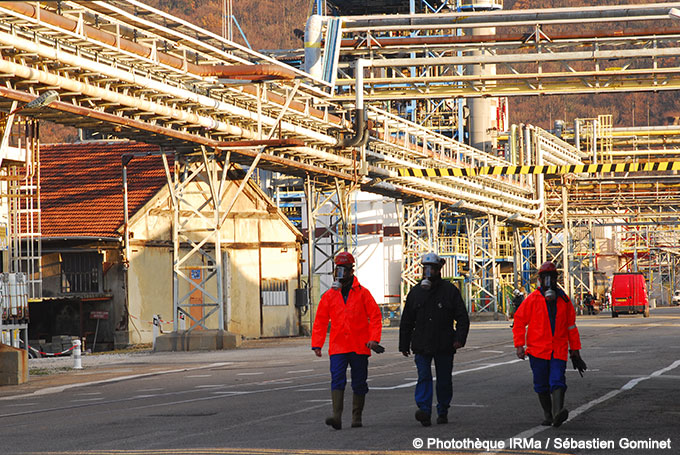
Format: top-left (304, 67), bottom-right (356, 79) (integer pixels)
top-left (32, 141), bottom-right (303, 350)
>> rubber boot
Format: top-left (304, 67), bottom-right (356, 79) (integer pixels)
top-left (325, 389), bottom-right (344, 430)
top-left (351, 394), bottom-right (365, 428)
top-left (415, 409), bottom-right (431, 427)
top-left (551, 388), bottom-right (569, 427)
top-left (538, 392), bottom-right (553, 426)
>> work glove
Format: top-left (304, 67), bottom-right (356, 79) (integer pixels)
top-left (570, 350), bottom-right (587, 377)
top-left (401, 349), bottom-right (411, 357)
top-left (366, 340), bottom-right (385, 354)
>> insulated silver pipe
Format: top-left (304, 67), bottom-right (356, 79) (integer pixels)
top-left (341, 3), bottom-right (680, 30)
top-left (304, 15), bottom-right (324, 80)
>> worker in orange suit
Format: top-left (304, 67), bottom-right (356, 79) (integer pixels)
top-left (513, 261), bottom-right (584, 428)
top-left (312, 251), bottom-right (383, 430)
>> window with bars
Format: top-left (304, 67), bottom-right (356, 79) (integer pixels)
top-left (261, 279), bottom-right (288, 306)
top-left (61, 253), bottom-right (102, 294)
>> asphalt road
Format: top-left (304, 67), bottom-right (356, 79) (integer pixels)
top-left (2, 307), bottom-right (679, 455)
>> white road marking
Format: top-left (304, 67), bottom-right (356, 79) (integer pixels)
top-left (5, 402), bottom-right (37, 407)
top-left (371, 359), bottom-right (524, 390)
top-left (609, 350), bottom-right (638, 354)
top-left (76, 392), bottom-right (102, 396)
top-left (136, 388), bottom-right (164, 392)
top-left (236, 372), bottom-right (264, 376)
top-left (194, 384), bottom-right (224, 389)
top-left (481, 350), bottom-right (504, 354)
top-left (185, 374), bottom-right (212, 378)
top-left (503, 359), bottom-right (680, 447)
top-left (297, 387), bottom-right (326, 391)
top-left (286, 369), bottom-right (313, 374)
top-left (0, 362), bottom-right (233, 401)
top-left (71, 397), bottom-right (104, 402)
top-left (305, 399), bottom-right (331, 402)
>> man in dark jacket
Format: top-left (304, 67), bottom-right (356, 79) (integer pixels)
top-left (399, 252), bottom-right (470, 426)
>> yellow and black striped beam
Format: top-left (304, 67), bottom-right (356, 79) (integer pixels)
top-left (398, 161), bottom-right (680, 178)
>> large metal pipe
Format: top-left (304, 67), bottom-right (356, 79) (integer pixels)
top-left (377, 180), bottom-right (539, 224)
top-left (304, 15), bottom-right (324, 80)
top-left (358, 46), bottom-right (680, 69)
top-left (467, 26), bottom-right (497, 153)
top-left (340, 26), bottom-right (680, 50)
top-left (340, 3), bottom-right (680, 30)
top-left (336, 59), bottom-right (368, 148)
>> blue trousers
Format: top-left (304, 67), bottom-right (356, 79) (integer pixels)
top-left (414, 352), bottom-right (454, 416)
top-left (529, 354), bottom-right (567, 393)
top-left (329, 353), bottom-right (369, 395)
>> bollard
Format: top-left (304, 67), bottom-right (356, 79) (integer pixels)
top-left (73, 339), bottom-right (83, 370)
top-left (152, 315), bottom-right (160, 350)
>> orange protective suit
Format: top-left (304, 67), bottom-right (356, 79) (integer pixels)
top-left (312, 277), bottom-right (382, 356)
top-left (513, 289), bottom-right (582, 361)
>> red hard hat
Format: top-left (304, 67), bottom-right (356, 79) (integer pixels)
top-left (538, 261), bottom-right (557, 274)
top-left (334, 251), bottom-right (355, 266)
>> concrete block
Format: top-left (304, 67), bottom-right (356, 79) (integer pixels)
top-left (468, 311), bottom-right (504, 322)
top-left (0, 343), bottom-right (28, 386)
top-left (153, 330), bottom-right (241, 352)
top-left (114, 331), bottom-right (129, 350)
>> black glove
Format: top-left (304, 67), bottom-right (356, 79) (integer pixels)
top-left (366, 341), bottom-right (385, 354)
top-left (570, 351), bottom-right (587, 377)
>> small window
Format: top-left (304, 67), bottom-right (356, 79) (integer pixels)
top-left (261, 279), bottom-right (288, 306)
top-left (61, 253), bottom-right (102, 294)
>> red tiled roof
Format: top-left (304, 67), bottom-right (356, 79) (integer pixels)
top-left (41, 142), bottom-right (168, 238)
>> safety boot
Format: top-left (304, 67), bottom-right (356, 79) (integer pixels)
top-left (325, 389), bottom-right (344, 430)
top-left (351, 394), bottom-right (365, 428)
top-left (537, 392), bottom-right (553, 426)
top-left (415, 409), bottom-right (431, 427)
top-left (551, 388), bottom-right (569, 427)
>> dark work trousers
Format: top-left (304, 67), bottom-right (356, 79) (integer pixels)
top-left (414, 352), bottom-right (454, 416)
top-left (329, 352), bottom-right (369, 394)
top-left (529, 354), bottom-right (567, 393)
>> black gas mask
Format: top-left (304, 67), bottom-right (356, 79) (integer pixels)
top-left (539, 272), bottom-right (557, 303)
top-left (332, 265), bottom-right (353, 290)
top-left (421, 264), bottom-right (440, 291)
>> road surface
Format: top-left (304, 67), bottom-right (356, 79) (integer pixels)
top-left (1, 307), bottom-right (679, 455)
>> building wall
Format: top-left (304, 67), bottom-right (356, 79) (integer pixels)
top-left (126, 245), bottom-right (173, 344)
top-left (126, 180), bottom-right (301, 343)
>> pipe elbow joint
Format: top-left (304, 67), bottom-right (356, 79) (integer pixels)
top-left (334, 108), bottom-right (367, 148)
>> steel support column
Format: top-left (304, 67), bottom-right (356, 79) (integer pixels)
top-left (399, 199), bottom-right (441, 300)
top-left (162, 150), bottom-right (226, 334)
top-left (466, 214), bottom-right (498, 313)
top-left (303, 176), bottom-right (357, 328)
